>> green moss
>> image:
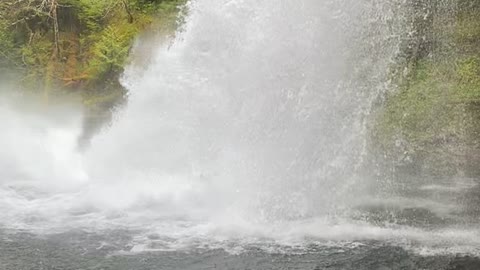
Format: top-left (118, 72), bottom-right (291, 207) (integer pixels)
top-left (455, 11), bottom-right (480, 46)
top-left (375, 60), bottom-right (460, 151)
top-left (455, 56), bottom-right (480, 101)
top-left (372, 3), bottom-right (480, 176)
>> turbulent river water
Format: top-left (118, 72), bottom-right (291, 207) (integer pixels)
top-left (1, 0), bottom-right (480, 269)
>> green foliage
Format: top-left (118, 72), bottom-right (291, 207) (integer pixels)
top-left (0, 0), bottom-right (186, 105)
top-left (0, 22), bottom-right (18, 67)
top-left (81, 0), bottom-right (185, 82)
top-left (133, 0), bottom-right (183, 12)
top-left (61, 0), bottom-right (126, 32)
top-left (16, 37), bottom-right (55, 90)
top-left (89, 24), bottom-right (137, 80)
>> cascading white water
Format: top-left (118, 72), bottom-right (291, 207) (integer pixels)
top-left (4, 0), bottom-right (480, 255)
top-left (1, 0), bottom-right (406, 230)
top-left (84, 0), bottom-right (408, 222)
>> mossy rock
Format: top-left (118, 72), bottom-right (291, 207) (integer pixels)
top-left (372, 4), bottom-right (480, 177)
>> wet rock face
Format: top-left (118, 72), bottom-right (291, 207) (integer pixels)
top-left (465, 103), bottom-right (480, 177)
top-left (372, 0), bottom-right (480, 179)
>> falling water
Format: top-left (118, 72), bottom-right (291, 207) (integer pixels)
top-left (1, 0), bottom-right (480, 257)
top-left (85, 0), bottom-right (408, 222)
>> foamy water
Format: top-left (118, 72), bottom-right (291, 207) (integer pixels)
top-left (1, 0), bottom-right (479, 257)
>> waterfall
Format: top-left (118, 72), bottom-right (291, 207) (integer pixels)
top-left (6, 0), bottom-right (480, 255)
top-left (81, 0), bottom-right (409, 223)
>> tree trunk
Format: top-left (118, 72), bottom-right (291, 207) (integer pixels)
top-left (50, 0), bottom-right (59, 56)
top-left (122, 0), bottom-right (134, 23)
